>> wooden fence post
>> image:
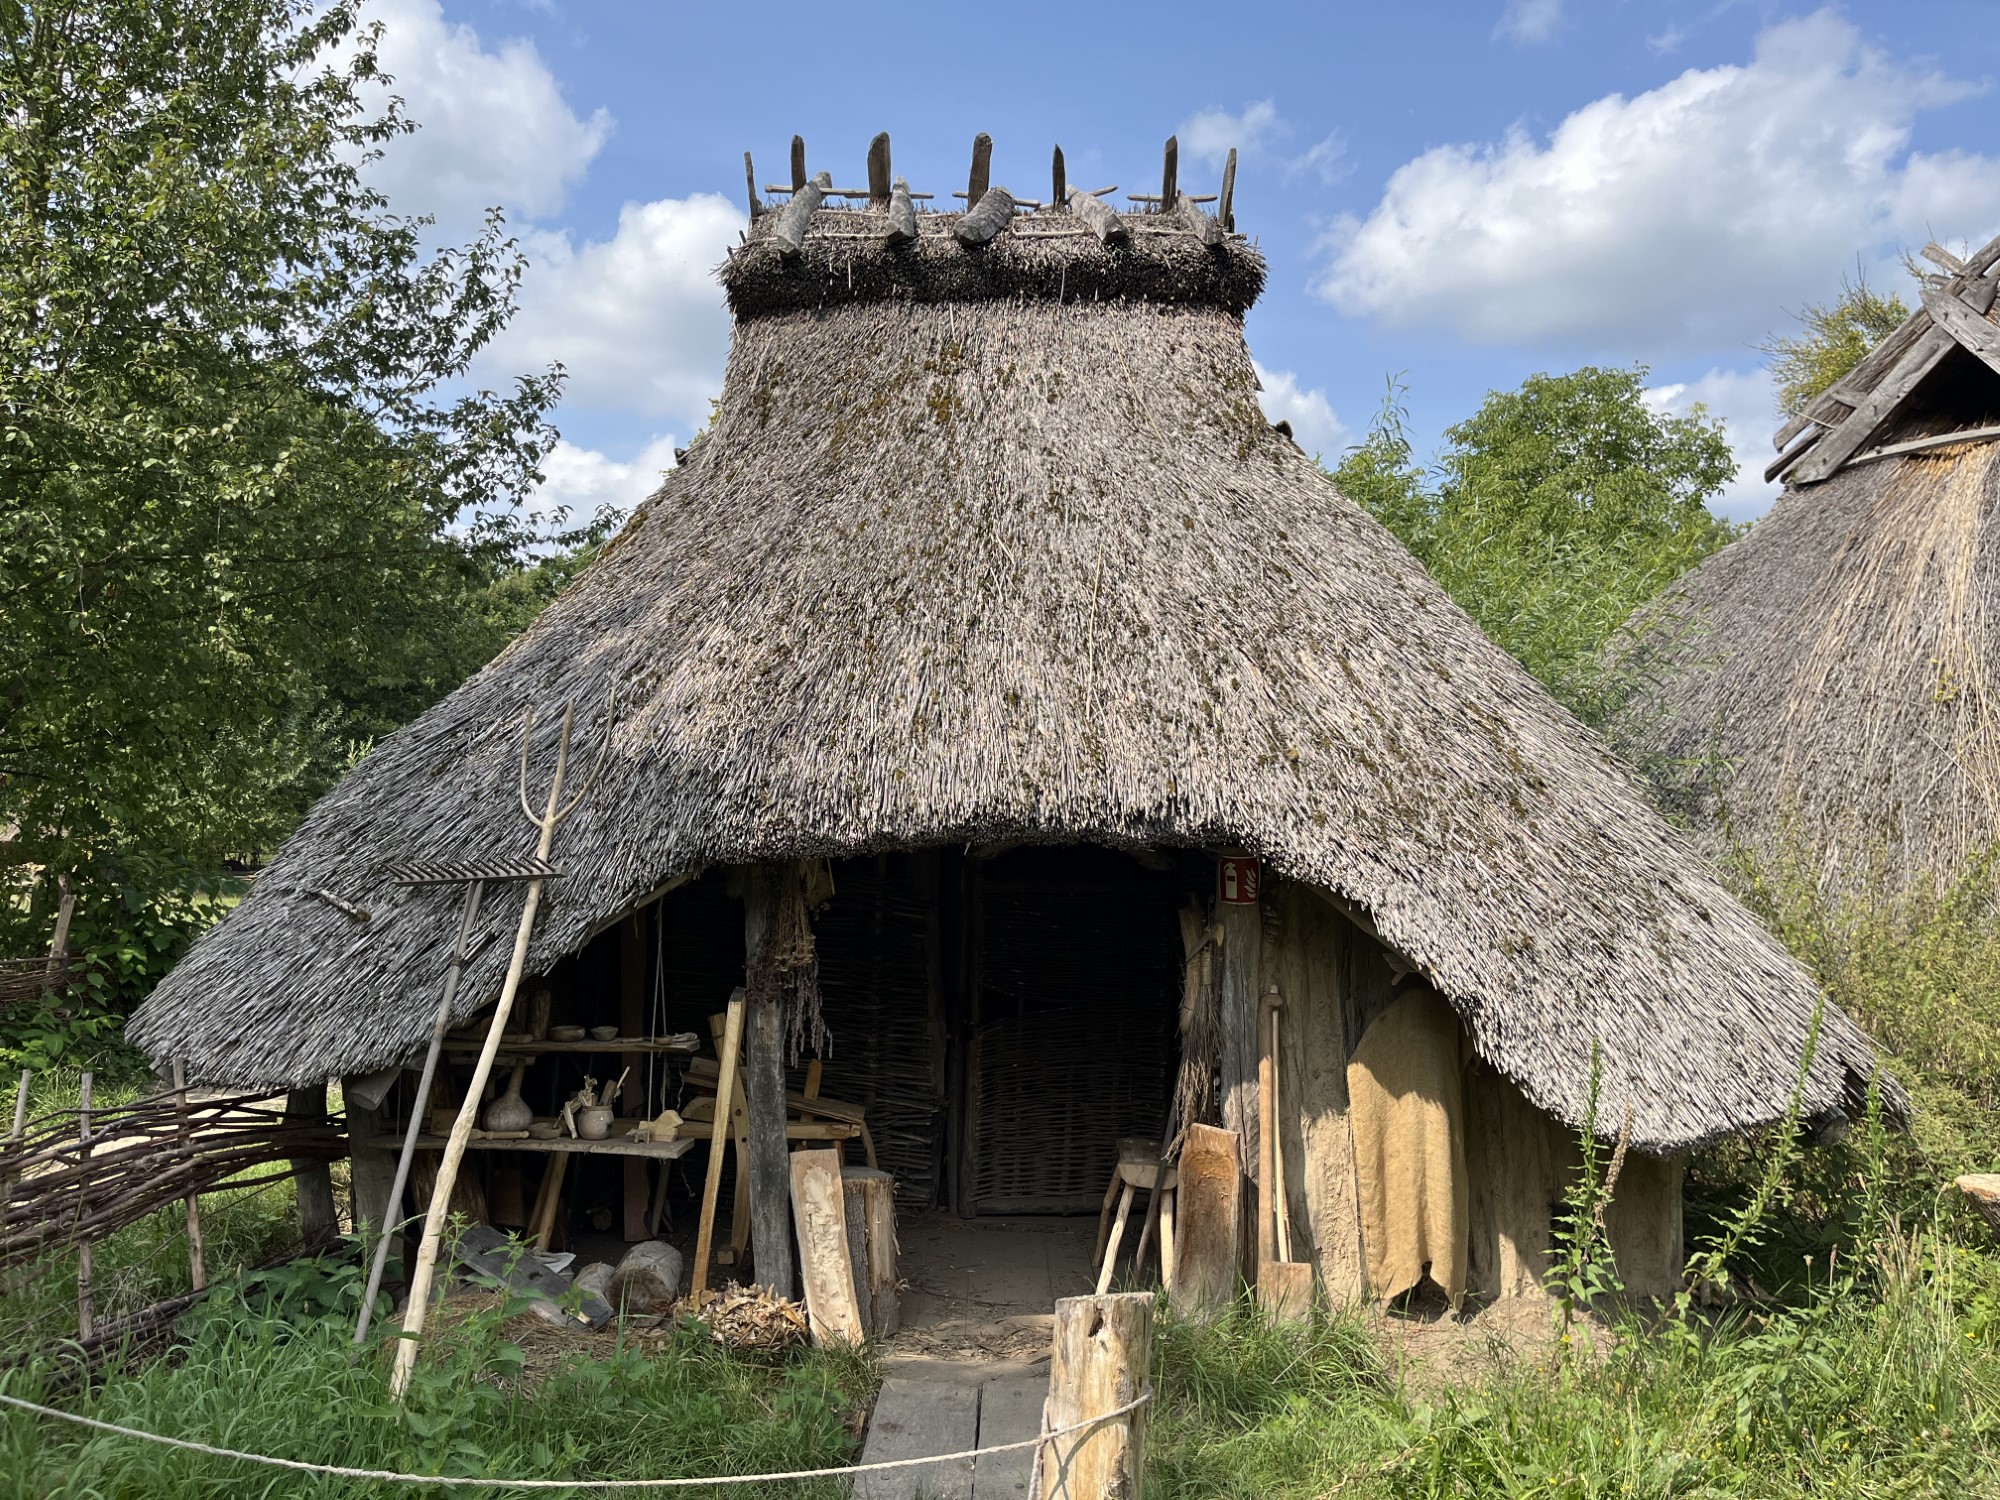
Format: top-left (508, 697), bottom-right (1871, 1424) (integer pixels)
top-left (75, 1071), bottom-right (94, 1340)
top-left (1034, 1291), bottom-right (1152, 1500)
top-left (171, 1061), bottom-right (206, 1290)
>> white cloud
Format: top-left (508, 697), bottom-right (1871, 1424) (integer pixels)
top-left (1254, 363), bottom-right (1350, 460)
top-left (1177, 102), bottom-right (1347, 186)
top-left (1318, 11), bottom-right (2000, 351)
top-left (480, 194), bottom-right (744, 432)
top-left (359, 0), bottom-right (610, 232)
top-left (1645, 367), bottom-right (1783, 520)
top-left (530, 435), bottom-right (680, 527)
top-left (1496, 0), bottom-right (1563, 45)
top-left (1181, 102), bottom-right (1284, 168)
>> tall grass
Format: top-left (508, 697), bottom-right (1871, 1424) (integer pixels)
top-left (1, 1261), bottom-right (873, 1498)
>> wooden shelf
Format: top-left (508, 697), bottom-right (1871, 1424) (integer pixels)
top-left (442, 1036), bottom-right (699, 1057)
top-left (363, 1132), bottom-right (695, 1161)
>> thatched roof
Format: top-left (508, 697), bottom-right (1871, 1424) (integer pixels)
top-left (130, 139), bottom-right (1890, 1153)
top-left (1609, 240), bottom-right (2000, 898)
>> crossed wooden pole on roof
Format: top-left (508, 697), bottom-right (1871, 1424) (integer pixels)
top-left (744, 132), bottom-right (1237, 257)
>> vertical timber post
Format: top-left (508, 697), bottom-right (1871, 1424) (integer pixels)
top-left (742, 865), bottom-right (796, 1296)
top-left (1216, 856), bottom-right (1262, 1185)
top-left (1034, 1291), bottom-right (1152, 1500)
top-left (172, 1061), bottom-right (206, 1290)
top-left (619, 913), bottom-right (649, 1240)
top-left (75, 1071), bottom-right (94, 1339)
top-left (288, 1082), bottom-right (339, 1250)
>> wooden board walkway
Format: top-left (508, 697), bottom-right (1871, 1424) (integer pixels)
top-left (856, 1370), bottom-right (1045, 1500)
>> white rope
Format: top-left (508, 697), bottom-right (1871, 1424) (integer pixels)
top-left (0, 1387), bottom-right (1149, 1489)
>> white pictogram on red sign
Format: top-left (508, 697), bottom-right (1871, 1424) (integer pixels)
top-left (1219, 856), bottom-right (1261, 904)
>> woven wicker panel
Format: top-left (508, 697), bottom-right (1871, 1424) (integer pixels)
top-left (967, 854), bottom-right (1179, 1215)
top-left (807, 856), bottom-right (943, 1213)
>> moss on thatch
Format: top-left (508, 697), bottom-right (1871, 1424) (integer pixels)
top-left (129, 201), bottom-right (1886, 1153)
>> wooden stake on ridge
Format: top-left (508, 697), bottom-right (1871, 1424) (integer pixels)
top-left (866, 132), bottom-right (891, 210)
top-left (790, 135), bottom-right (806, 192)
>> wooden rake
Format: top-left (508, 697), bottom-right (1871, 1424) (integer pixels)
top-left (388, 688), bottom-right (616, 1399)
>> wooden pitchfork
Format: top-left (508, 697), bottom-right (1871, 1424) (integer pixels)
top-left (389, 688), bottom-right (616, 1399)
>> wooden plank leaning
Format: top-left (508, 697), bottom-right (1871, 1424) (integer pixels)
top-left (690, 991), bottom-right (746, 1296)
top-left (388, 690), bottom-right (614, 1399)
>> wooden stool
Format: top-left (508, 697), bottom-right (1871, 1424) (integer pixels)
top-left (1094, 1138), bottom-right (1178, 1294)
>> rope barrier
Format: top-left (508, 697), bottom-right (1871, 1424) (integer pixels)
top-left (0, 1387), bottom-right (1150, 1490)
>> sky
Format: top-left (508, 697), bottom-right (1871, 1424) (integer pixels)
top-left (355, 0), bottom-right (2000, 525)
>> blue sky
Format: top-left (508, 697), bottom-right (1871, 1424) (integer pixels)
top-left (359, 0), bottom-right (2000, 524)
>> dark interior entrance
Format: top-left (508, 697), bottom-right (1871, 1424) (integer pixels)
top-left (955, 847), bottom-right (1180, 1215)
top-left (642, 845), bottom-right (1183, 1220)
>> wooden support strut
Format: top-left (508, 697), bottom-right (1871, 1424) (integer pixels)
top-left (1921, 278), bottom-right (2000, 379)
top-left (954, 186), bottom-right (1017, 247)
top-left (742, 867), bottom-right (795, 1296)
top-left (690, 991), bottom-right (744, 1295)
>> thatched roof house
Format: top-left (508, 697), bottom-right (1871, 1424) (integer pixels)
top-left (132, 136), bottom-right (1887, 1305)
top-left (1608, 238), bottom-right (2000, 900)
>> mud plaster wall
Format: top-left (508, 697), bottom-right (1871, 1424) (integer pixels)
top-left (1470, 1066), bottom-right (1685, 1300)
top-left (1262, 881), bottom-right (1396, 1302)
top-left (1269, 881), bottom-right (1683, 1304)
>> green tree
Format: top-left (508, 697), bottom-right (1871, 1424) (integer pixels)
top-left (1334, 367), bottom-right (1738, 716)
top-left (0, 0), bottom-right (571, 882)
top-left (1761, 274), bottom-right (1910, 417)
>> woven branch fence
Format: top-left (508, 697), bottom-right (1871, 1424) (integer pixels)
top-left (1, 1089), bottom-right (345, 1272)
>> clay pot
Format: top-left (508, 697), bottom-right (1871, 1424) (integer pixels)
top-left (484, 1063), bottom-right (534, 1134)
top-left (577, 1104), bottom-right (614, 1141)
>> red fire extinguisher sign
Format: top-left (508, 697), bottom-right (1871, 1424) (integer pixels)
top-left (1219, 856), bottom-right (1261, 905)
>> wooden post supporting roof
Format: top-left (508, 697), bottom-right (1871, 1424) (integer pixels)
top-left (619, 913), bottom-right (648, 1241)
top-left (1216, 858), bottom-right (1262, 1184)
top-left (288, 1082), bottom-right (339, 1249)
top-left (742, 866), bottom-right (795, 1296)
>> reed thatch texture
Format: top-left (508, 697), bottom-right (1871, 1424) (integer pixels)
top-left (130, 201), bottom-right (1886, 1153)
top-left (1608, 438), bottom-right (2000, 898)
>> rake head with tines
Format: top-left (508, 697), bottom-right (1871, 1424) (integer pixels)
top-left (384, 857), bottom-right (567, 888)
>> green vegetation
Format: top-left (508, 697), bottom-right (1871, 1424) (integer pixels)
top-left (0, 1255), bottom-right (873, 1497)
top-left (0, 0), bottom-right (608, 1049)
top-left (1761, 275), bottom-right (1911, 418)
top-left (1333, 367), bottom-right (1739, 717)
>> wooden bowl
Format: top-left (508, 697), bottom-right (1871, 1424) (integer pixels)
top-left (548, 1025), bottom-right (587, 1042)
top-left (527, 1120), bottom-right (561, 1140)
top-left (589, 1025), bottom-right (620, 1042)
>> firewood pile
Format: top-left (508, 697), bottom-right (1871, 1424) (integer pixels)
top-left (679, 1282), bottom-right (810, 1357)
top-left (0, 1088), bottom-right (344, 1270)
